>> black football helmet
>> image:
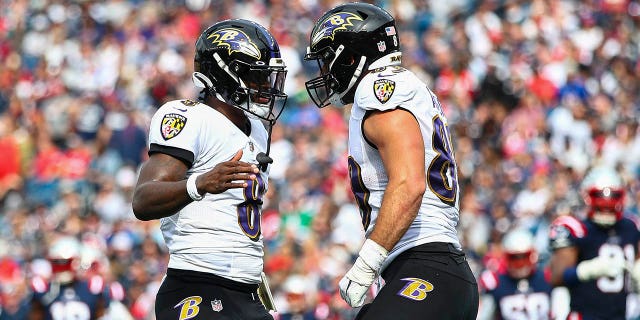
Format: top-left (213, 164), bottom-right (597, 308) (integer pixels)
top-left (193, 19), bottom-right (287, 123)
top-left (304, 2), bottom-right (402, 108)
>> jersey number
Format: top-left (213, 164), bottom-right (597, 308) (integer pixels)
top-left (237, 174), bottom-right (266, 241)
top-left (427, 115), bottom-right (458, 206)
top-left (596, 244), bottom-right (633, 293)
top-left (50, 300), bottom-right (91, 320)
top-left (499, 293), bottom-right (550, 320)
top-left (347, 115), bottom-right (458, 229)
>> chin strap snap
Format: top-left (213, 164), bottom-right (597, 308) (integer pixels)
top-left (256, 120), bottom-right (275, 172)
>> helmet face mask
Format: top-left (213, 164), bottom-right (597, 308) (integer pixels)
top-left (193, 19), bottom-right (288, 123)
top-left (304, 46), bottom-right (343, 108)
top-left (505, 251), bottom-right (537, 279)
top-left (502, 229), bottom-right (537, 279)
top-left (227, 59), bottom-right (287, 121)
top-left (48, 237), bottom-right (82, 284)
top-left (584, 187), bottom-right (625, 227)
top-left (304, 3), bottom-right (401, 108)
top-left (581, 166), bottom-right (625, 227)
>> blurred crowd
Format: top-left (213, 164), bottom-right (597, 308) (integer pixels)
top-left (1, 0), bottom-right (640, 319)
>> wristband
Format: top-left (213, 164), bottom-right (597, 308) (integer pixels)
top-left (187, 173), bottom-right (204, 201)
top-left (562, 267), bottom-right (579, 286)
top-left (359, 239), bottom-right (389, 272)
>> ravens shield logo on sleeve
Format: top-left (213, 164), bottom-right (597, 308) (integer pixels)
top-left (161, 113), bottom-right (187, 140)
top-left (373, 79), bottom-right (395, 103)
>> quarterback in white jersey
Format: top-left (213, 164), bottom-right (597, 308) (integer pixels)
top-left (133, 19), bottom-right (286, 320)
top-left (305, 3), bottom-right (478, 319)
top-left (147, 98), bottom-right (269, 283)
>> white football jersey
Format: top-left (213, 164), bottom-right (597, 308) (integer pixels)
top-left (349, 66), bottom-right (461, 271)
top-left (147, 99), bottom-right (269, 284)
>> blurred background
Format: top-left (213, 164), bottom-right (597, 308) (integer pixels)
top-left (0, 0), bottom-right (639, 319)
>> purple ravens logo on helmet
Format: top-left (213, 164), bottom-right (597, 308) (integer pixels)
top-left (311, 12), bottom-right (364, 46)
top-left (207, 28), bottom-right (261, 59)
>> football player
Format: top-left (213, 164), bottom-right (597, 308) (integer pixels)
top-left (78, 238), bottom-right (131, 319)
top-left (28, 236), bottom-right (111, 320)
top-left (549, 165), bottom-right (640, 319)
top-left (132, 19), bottom-right (287, 319)
top-left (0, 257), bottom-right (30, 320)
top-left (303, 3), bottom-right (478, 319)
top-left (479, 229), bottom-right (553, 320)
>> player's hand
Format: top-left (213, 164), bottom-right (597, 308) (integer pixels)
top-left (576, 254), bottom-right (625, 281)
top-left (339, 239), bottom-right (388, 308)
top-left (196, 149), bottom-right (259, 194)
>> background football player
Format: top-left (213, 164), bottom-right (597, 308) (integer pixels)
top-left (132, 18), bottom-right (287, 319)
top-left (304, 3), bottom-right (478, 319)
top-left (0, 257), bottom-right (30, 320)
top-left (28, 236), bottom-right (112, 320)
top-left (479, 228), bottom-right (553, 320)
top-left (549, 165), bottom-right (640, 319)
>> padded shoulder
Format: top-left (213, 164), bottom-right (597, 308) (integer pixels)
top-left (160, 99), bottom-right (207, 113)
top-left (355, 66), bottom-right (418, 111)
top-left (549, 215), bottom-right (585, 250)
top-left (550, 215), bottom-right (586, 238)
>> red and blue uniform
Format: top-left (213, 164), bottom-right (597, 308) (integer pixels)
top-left (549, 215), bottom-right (640, 319)
top-left (480, 268), bottom-right (553, 320)
top-left (30, 276), bottom-right (111, 320)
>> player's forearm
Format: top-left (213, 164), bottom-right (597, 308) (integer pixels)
top-left (549, 265), bottom-right (567, 287)
top-left (369, 180), bottom-right (424, 251)
top-left (132, 180), bottom-right (193, 220)
top-left (549, 247), bottom-right (580, 286)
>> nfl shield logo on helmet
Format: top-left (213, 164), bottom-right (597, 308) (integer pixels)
top-left (161, 113), bottom-right (187, 140)
top-left (377, 41), bottom-right (386, 52)
top-left (373, 79), bottom-right (396, 103)
top-left (211, 299), bottom-right (223, 312)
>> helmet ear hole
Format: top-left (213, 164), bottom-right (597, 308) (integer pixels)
top-left (345, 55), bottom-right (355, 66)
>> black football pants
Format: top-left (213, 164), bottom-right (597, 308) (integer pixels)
top-left (356, 242), bottom-right (479, 320)
top-left (155, 268), bottom-right (272, 320)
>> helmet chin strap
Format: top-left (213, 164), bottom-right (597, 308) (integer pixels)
top-left (256, 120), bottom-right (274, 172)
top-left (192, 72), bottom-right (219, 103)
